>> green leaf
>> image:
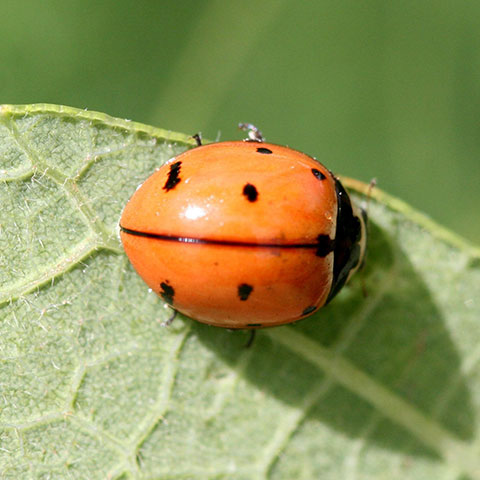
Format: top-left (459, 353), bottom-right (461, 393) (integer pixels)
top-left (1, 104), bottom-right (479, 480)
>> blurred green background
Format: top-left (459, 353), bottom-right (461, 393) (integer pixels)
top-left (1, 0), bottom-right (479, 243)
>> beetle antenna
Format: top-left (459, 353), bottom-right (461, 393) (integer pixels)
top-left (364, 178), bottom-right (377, 219)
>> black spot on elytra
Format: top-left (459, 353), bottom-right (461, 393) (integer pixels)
top-left (311, 168), bottom-right (326, 180)
top-left (163, 161), bottom-right (182, 191)
top-left (238, 283), bottom-right (253, 301)
top-left (160, 281), bottom-right (175, 305)
top-left (243, 183), bottom-right (258, 202)
top-left (302, 305), bottom-right (316, 316)
top-left (256, 147), bottom-right (272, 154)
top-left (315, 234), bottom-right (334, 257)
top-left (247, 323), bottom-right (262, 327)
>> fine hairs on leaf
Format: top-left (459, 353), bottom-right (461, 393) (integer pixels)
top-left (0, 104), bottom-right (479, 480)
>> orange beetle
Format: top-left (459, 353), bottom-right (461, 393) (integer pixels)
top-left (120, 125), bottom-right (366, 329)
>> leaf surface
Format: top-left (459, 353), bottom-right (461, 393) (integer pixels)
top-left (1, 104), bottom-right (479, 479)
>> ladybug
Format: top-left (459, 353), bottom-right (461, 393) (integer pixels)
top-left (120, 124), bottom-right (367, 329)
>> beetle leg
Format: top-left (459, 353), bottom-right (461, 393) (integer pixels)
top-left (238, 123), bottom-right (264, 143)
top-left (161, 307), bottom-right (177, 327)
top-left (244, 329), bottom-right (256, 348)
top-left (192, 133), bottom-right (202, 146)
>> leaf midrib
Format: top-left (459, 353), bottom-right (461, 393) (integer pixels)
top-left (267, 326), bottom-right (480, 478)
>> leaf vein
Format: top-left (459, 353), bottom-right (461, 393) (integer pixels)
top-left (266, 328), bottom-right (480, 478)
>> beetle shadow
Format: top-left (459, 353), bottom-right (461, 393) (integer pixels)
top-left (193, 221), bottom-right (475, 460)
